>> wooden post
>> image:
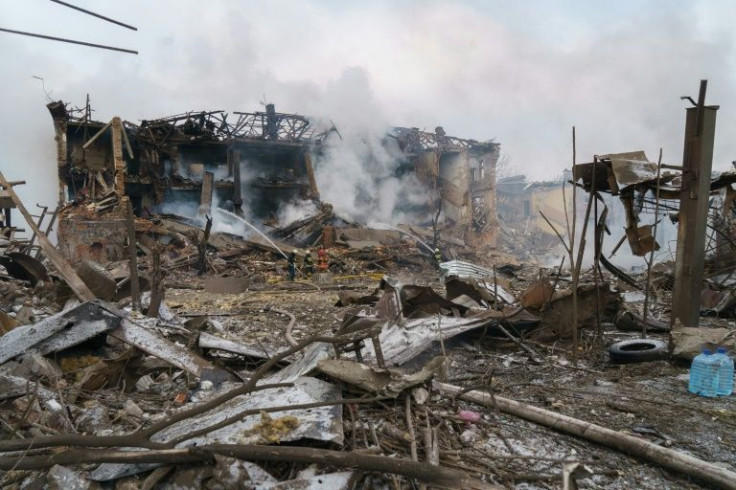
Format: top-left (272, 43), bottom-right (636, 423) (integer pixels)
top-left (147, 245), bottom-right (164, 318)
top-left (568, 126), bottom-right (579, 366)
top-left (642, 150), bottom-right (663, 338)
top-left (35, 207), bottom-right (59, 259)
top-left (197, 216), bottom-right (213, 275)
top-left (3, 208), bottom-right (10, 229)
top-left (111, 117), bottom-right (125, 195)
top-left (304, 153), bottom-right (320, 200)
top-left (230, 149), bottom-right (243, 216)
top-left (26, 205), bottom-right (48, 253)
top-left (592, 157), bottom-right (601, 342)
top-left (199, 171), bottom-right (214, 216)
top-left (125, 198), bottom-right (140, 311)
top-left (0, 172), bottom-right (95, 302)
top-left (672, 81), bottom-right (718, 328)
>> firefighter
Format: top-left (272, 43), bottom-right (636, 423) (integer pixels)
top-left (434, 247), bottom-right (442, 269)
top-left (317, 246), bottom-right (328, 272)
top-left (287, 249), bottom-right (297, 281)
top-left (304, 249), bottom-right (314, 276)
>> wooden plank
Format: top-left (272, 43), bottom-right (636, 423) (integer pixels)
top-left (0, 172), bottom-right (95, 302)
top-left (81, 120), bottom-right (112, 150)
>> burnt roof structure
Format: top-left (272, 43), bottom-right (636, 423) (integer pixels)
top-left (46, 99), bottom-right (502, 265)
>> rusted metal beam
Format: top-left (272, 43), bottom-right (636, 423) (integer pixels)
top-left (672, 80), bottom-right (718, 328)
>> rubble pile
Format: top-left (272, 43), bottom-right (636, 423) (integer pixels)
top-left (1, 189), bottom-right (736, 489)
top-left (2, 89), bottom-right (736, 488)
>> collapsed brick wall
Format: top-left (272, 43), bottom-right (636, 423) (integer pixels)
top-left (57, 212), bottom-right (128, 266)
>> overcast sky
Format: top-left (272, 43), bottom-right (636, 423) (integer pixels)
top-left (1, 0), bottom-right (735, 214)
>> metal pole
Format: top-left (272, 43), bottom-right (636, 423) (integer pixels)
top-left (592, 158), bottom-right (601, 341)
top-left (642, 149), bottom-right (663, 338)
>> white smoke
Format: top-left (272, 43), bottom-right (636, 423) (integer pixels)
top-left (314, 130), bottom-right (427, 224)
top-left (4, 1), bottom-right (736, 238)
top-left (277, 199), bottom-right (319, 225)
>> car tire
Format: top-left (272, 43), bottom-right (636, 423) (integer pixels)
top-left (607, 338), bottom-right (668, 363)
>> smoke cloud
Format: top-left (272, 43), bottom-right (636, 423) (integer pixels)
top-left (2, 1), bottom-right (736, 234)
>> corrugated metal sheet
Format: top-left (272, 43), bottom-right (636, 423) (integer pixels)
top-left (439, 260), bottom-right (495, 281)
top-left (439, 260), bottom-right (516, 304)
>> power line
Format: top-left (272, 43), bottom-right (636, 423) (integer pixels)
top-left (0, 27), bottom-right (137, 55)
top-left (49, 0), bottom-right (137, 31)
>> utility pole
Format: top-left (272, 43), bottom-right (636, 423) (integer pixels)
top-left (672, 80), bottom-right (718, 328)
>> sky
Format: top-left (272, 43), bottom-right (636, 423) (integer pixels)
top-left (1, 0), bottom-right (736, 220)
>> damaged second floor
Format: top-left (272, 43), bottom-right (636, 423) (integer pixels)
top-left (47, 100), bottom-right (501, 249)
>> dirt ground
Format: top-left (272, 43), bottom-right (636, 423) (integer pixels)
top-left (159, 270), bottom-right (736, 490)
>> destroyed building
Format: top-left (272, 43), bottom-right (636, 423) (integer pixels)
top-left (389, 126), bottom-right (500, 245)
top-left (47, 100), bottom-right (500, 264)
top-left (3, 81), bottom-right (736, 489)
top-left (494, 171), bottom-right (586, 260)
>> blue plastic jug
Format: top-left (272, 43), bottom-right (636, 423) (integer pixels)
top-left (714, 346), bottom-right (734, 396)
top-left (689, 348), bottom-right (718, 397)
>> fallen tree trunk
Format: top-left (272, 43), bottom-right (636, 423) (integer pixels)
top-left (436, 382), bottom-right (736, 490)
top-left (0, 444), bottom-right (499, 489)
top-left (203, 444), bottom-right (498, 489)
